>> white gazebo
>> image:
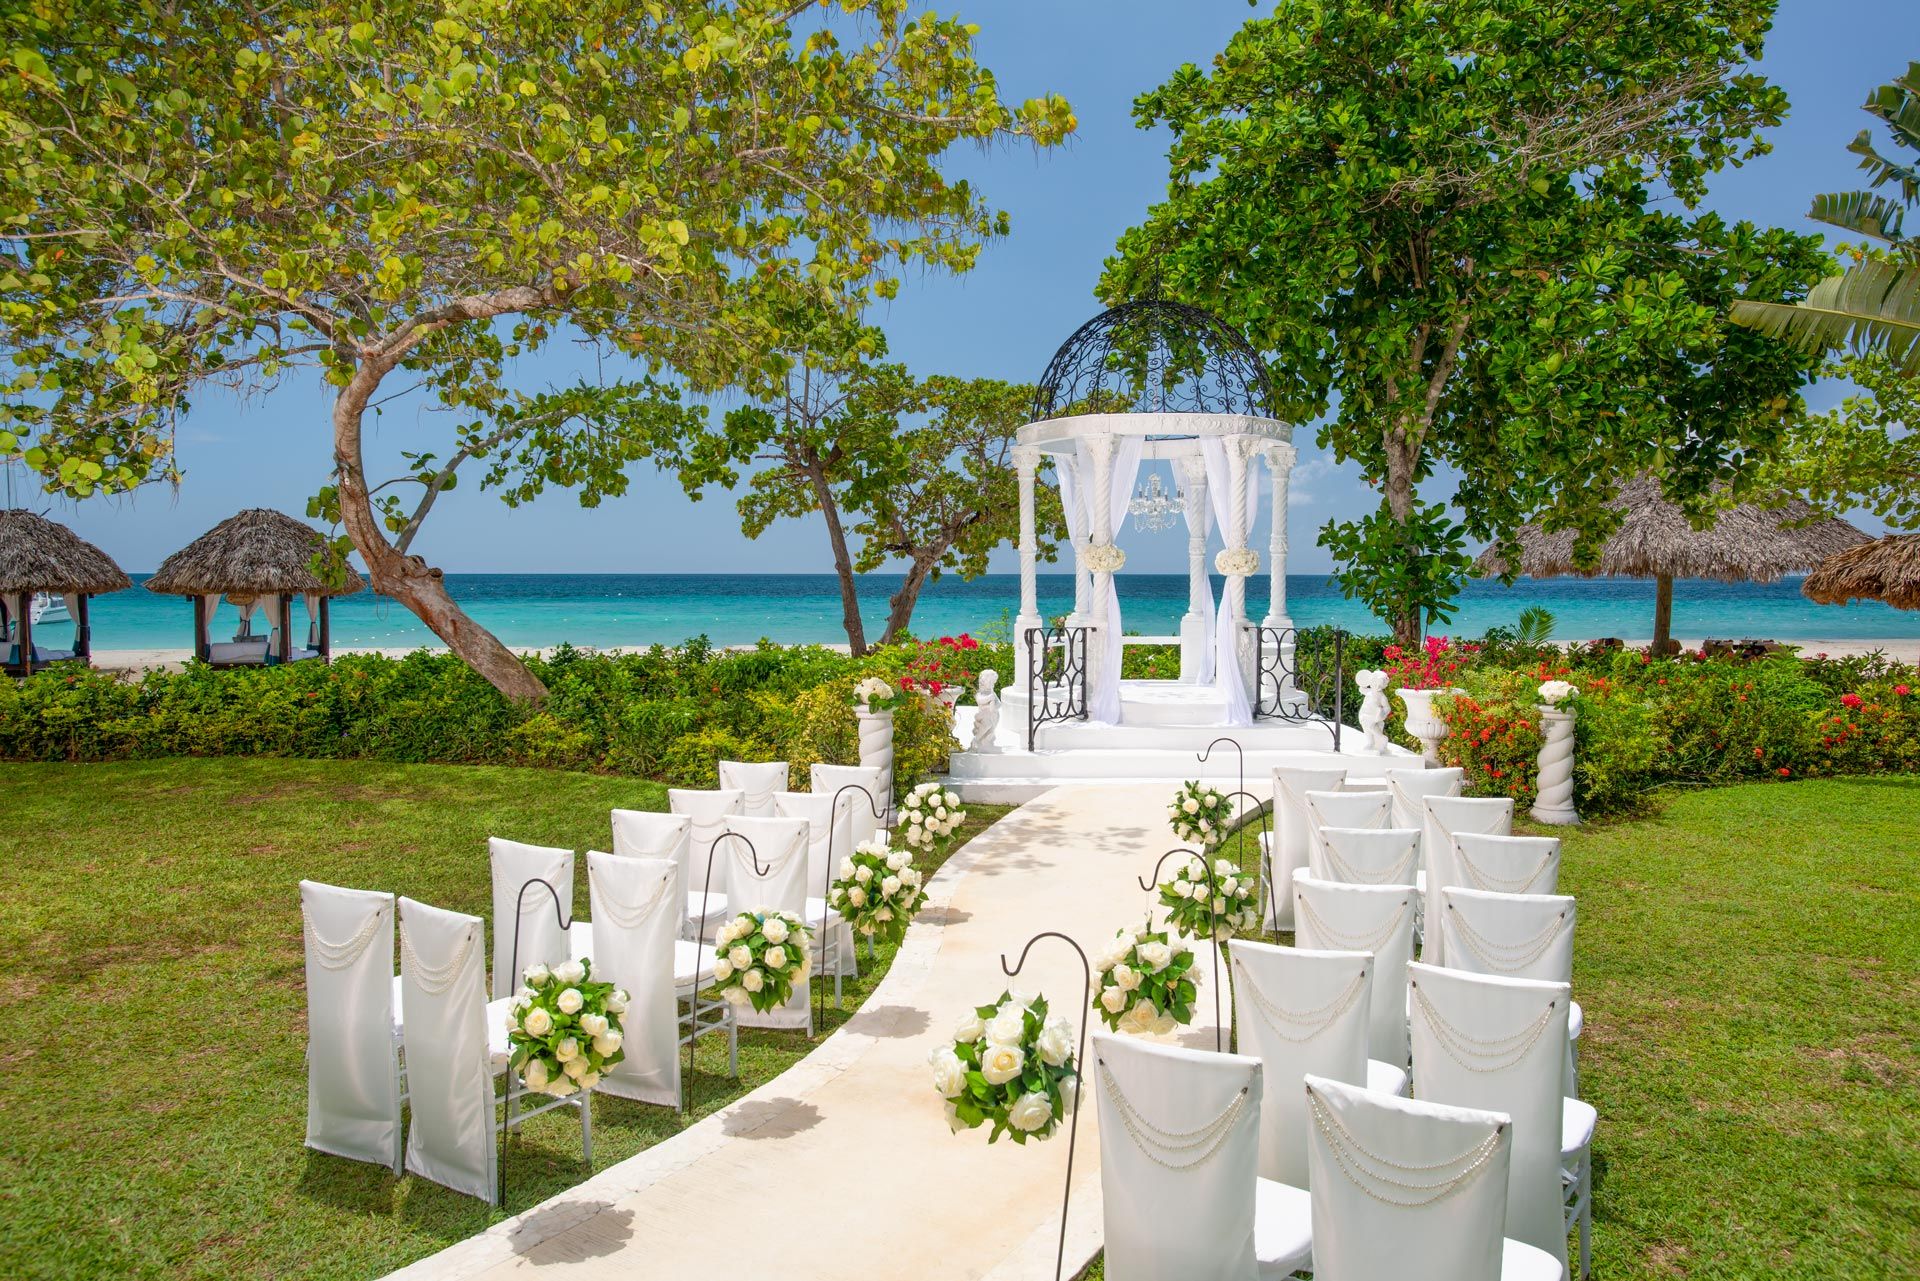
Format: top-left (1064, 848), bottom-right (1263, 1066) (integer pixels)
top-left (1006, 301), bottom-right (1300, 733)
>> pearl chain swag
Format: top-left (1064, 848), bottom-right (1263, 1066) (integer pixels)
top-left (1294, 895), bottom-right (1412, 956)
top-left (301, 903), bottom-right (386, 971)
top-left (1444, 908), bottom-right (1571, 974)
top-left (400, 922), bottom-right (478, 996)
top-left (1410, 985), bottom-right (1558, 1074)
top-left (1452, 839), bottom-right (1557, 894)
top-left (1100, 1061), bottom-right (1253, 1172)
top-left (1307, 1089), bottom-right (1506, 1208)
top-left (1321, 838), bottom-right (1419, 886)
top-left (1233, 960), bottom-right (1367, 1043)
top-left (587, 865), bottom-right (675, 929)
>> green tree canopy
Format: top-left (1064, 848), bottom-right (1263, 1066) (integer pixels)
top-left (1105, 0), bottom-right (1824, 642)
top-left (0, 0), bottom-right (1074, 698)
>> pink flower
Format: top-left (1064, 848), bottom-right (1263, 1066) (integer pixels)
top-left (1895, 685), bottom-right (1912, 697)
top-left (1841, 693), bottom-right (1864, 710)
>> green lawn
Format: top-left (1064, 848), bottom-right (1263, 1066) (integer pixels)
top-left (0, 758), bottom-right (1008, 1281)
top-left (1089, 776), bottom-right (1920, 1280)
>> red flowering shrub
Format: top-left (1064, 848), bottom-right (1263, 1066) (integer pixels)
top-left (1435, 671), bottom-right (1544, 808)
top-left (1384, 635), bottom-right (1470, 691)
top-left (898, 633), bottom-right (985, 699)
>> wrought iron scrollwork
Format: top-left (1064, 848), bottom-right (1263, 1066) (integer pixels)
top-left (1031, 299), bottom-right (1277, 421)
top-left (1025, 625), bottom-right (1089, 750)
top-left (1253, 627), bottom-right (1346, 749)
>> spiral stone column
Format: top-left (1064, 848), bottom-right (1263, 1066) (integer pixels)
top-left (857, 708), bottom-right (896, 826)
top-left (1013, 445), bottom-right (1042, 693)
top-left (1262, 440), bottom-right (1297, 704)
top-left (1224, 438), bottom-right (1253, 691)
top-left (1531, 704), bottom-right (1579, 825)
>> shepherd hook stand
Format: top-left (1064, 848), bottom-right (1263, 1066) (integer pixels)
top-left (1137, 848), bottom-right (1228, 1052)
top-left (1000, 931), bottom-right (1092, 1281)
top-left (499, 876), bottom-right (588, 1208)
top-left (817, 784), bottom-right (888, 1033)
top-left (1196, 737), bottom-right (1277, 923)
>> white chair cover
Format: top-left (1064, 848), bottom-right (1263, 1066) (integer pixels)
top-left (1383, 765), bottom-right (1465, 830)
top-left (489, 837), bottom-right (576, 997)
top-left (1408, 963), bottom-right (1571, 1266)
top-left (1449, 832), bottom-right (1563, 898)
top-left (1230, 941), bottom-right (1371, 1188)
top-left (612, 809), bottom-right (726, 938)
top-left (1093, 1032), bottom-right (1266, 1281)
top-left (1302, 789), bottom-right (1391, 880)
top-left (1304, 1073), bottom-right (1528, 1281)
top-left (1267, 766), bottom-right (1346, 929)
top-left (299, 881), bottom-right (401, 1171)
top-left (668, 787), bottom-right (746, 908)
top-left (587, 852), bottom-right (681, 1108)
top-left (398, 897), bottom-right (495, 1203)
top-left (1421, 796), bottom-right (1514, 964)
top-left (772, 790), bottom-right (859, 976)
top-left (1439, 887), bottom-right (1577, 987)
top-left (809, 763), bottom-right (889, 846)
top-left (718, 760), bottom-right (789, 817)
top-left (1293, 876), bottom-right (1417, 1069)
top-left (720, 815), bottom-right (813, 1031)
top-left (1315, 826), bottom-right (1422, 887)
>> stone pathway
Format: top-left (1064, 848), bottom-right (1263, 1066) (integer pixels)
top-left (388, 785), bottom-right (1227, 1281)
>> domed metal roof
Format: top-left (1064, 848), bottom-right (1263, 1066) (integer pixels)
top-left (1031, 299), bottom-right (1276, 422)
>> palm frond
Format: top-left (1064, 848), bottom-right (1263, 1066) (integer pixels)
top-left (1862, 62), bottom-right (1920, 156)
top-left (1808, 190), bottom-right (1908, 246)
top-left (1730, 258), bottom-right (1920, 376)
top-left (1847, 129), bottom-right (1920, 204)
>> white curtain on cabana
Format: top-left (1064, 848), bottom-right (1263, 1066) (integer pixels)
top-left (1200, 438), bottom-right (1260, 726)
top-left (1076, 437), bottom-right (1142, 724)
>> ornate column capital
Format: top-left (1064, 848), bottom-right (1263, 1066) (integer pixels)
top-left (1263, 440), bottom-right (1298, 472)
top-left (1012, 444), bottom-right (1042, 475)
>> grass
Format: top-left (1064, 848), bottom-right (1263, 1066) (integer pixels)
top-left (1084, 776), bottom-right (1920, 1279)
top-left (0, 758), bottom-right (1009, 1281)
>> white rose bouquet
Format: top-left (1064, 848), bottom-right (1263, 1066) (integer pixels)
top-left (1166, 780), bottom-right (1234, 848)
top-left (853, 675), bottom-right (906, 712)
top-left (1158, 855), bottom-right (1258, 942)
top-left (898, 781), bottom-right (967, 857)
top-left (506, 957), bottom-right (628, 1097)
top-left (1090, 926), bottom-right (1199, 1036)
top-left (1084, 541), bottom-right (1127, 573)
top-left (828, 834), bottom-right (927, 944)
top-left (1215, 546), bottom-right (1260, 577)
top-left (712, 909), bottom-right (814, 1013)
top-left (1538, 679), bottom-right (1578, 706)
top-left (929, 989), bottom-right (1078, 1145)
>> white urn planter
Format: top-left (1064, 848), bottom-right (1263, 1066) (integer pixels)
top-left (1531, 686), bottom-right (1580, 825)
top-left (855, 707), bottom-right (896, 824)
top-left (1396, 686), bottom-right (1464, 764)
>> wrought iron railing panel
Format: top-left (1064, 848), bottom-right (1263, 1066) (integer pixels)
top-left (1253, 626), bottom-right (1346, 749)
top-left (1025, 625), bottom-right (1089, 750)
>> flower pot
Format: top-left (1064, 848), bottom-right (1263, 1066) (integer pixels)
top-left (936, 686), bottom-right (962, 710)
top-left (1396, 686), bottom-right (1464, 764)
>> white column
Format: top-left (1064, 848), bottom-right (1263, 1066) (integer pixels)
top-left (1065, 456), bottom-right (1090, 625)
top-left (1532, 703), bottom-right (1580, 825)
top-left (1013, 445), bottom-right (1042, 693)
top-left (1085, 435), bottom-right (1117, 698)
top-left (1179, 452), bottom-right (1210, 683)
top-left (1225, 437), bottom-right (1256, 696)
top-left (1262, 441), bottom-right (1298, 703)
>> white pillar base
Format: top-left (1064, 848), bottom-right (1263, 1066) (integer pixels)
top-left (1013, 612), bottom-right (1043, 693)
top-left (1178, 611), bottom-right (1207, 683)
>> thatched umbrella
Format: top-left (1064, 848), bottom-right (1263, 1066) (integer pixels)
top-left (0, 509), bottom-right (131, 675)
top-left (147, 509), bottom-right (365, 665)
top-left (1477, 475), bottom-right (1872, 653)
top-left (1802, 533), bottom-right (1920, 611)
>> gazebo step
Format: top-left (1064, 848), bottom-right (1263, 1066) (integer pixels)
top-left (944, 743), bottom-right (1415, 783)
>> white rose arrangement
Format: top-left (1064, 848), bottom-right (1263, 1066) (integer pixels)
top-left (1084, 541), bottom-right (1127, 574)
top-left (712, 909), bottom-right (813, 1013)
top-left (1090, 926), bottom-right (1199, 1036)
top-left (1166, 780), bottom-right (1234, 848)
top-left (1538, 679), bottom-right (1579, 706)
top-left (1215, 546), bottom-right (1260, 578)
top-left (929, 989), bottom-right (1078, 1145)
top-left (1158, 855), bottom-right (1258, 942)
top-left (506, 957), bottom-right (628, 1097)
top-left (898, 780), bottom-right (967, 858)
top-left (853, 675), bottom-right (905, 712)
top-left (828, 834), bottom-right (927, 944)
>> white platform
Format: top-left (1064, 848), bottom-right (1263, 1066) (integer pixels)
top-left (942, 680), bottom-right (1420, 802)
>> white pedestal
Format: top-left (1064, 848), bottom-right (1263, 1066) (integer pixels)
top-left (1531, 705), bottom-right (1579, 825)
top-left (1013, 613), bottom-right (1043, 692)
top-left (1179, 611), bottom-right (1207, 683)
top-left (856, 708), bottom-right (896, 825)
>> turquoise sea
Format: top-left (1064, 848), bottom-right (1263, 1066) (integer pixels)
top-left (31, 572), bottom-right (1920, 651)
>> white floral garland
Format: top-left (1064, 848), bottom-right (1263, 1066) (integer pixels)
top-left (1084, 542), bottom-right (1127, 573)
top-left (1215, 546), bottom-right (1260, 577)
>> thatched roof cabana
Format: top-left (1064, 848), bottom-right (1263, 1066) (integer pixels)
top-left (1802, 533), bottom-right (1920, 611)
top-left (1, 509), bottom-right (130, 675)
top-left (147, 509), bottom-right (364, 666)
top-left (1477, 475), bottom-right (1872, 652)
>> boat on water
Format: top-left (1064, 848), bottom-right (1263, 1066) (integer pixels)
top-left (30, 592), bottom-right (69, 625)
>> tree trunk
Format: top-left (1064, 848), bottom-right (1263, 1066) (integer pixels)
top-left (1651, 573), bottom-right (1675, 655)
top-left (878, 554), bottom-right (939, 646)
top-left (803, 458), bottom-right (869, 656)
top-left (1383, 427), bottom-right (1423, 647)
top-left (332, 363), bottom-right (551, 704)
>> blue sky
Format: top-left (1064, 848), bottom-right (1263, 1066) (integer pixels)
top-left (21, 1), bottom-right (1920, 575)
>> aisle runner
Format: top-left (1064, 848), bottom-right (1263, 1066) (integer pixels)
top-left (387, 786), bottom-right (1226, 1281)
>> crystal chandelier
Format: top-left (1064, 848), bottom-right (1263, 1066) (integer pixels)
top-left (1128, 470), bottom-right (1184, 533)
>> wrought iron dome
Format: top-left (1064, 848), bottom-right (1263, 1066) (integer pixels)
top-left (1030, 299), bottom-right (1277, 422)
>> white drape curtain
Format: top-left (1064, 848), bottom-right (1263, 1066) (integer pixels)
top-left (587, 852), bottom-right (682, 1108)
top-left (1076, 437), bottom-right (1143, 724)
top-left (299, 880), bottom-right (401, 1171)
top-left (302, 591), bottom-right (321, 648)
top-left (1199, 438), bottom-right (1260, 727)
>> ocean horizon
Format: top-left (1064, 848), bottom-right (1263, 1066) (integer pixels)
top-left (27, 571), bottom-right (1920, 651)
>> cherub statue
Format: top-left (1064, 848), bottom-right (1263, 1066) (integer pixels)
top-left (968, 669), bottom-right (1002, 753)
top-left (1355, 668), bottom-right (1392, 754)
